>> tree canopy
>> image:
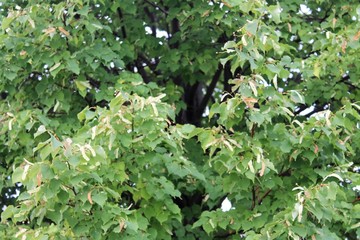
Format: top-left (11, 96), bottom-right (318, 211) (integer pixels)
top-left (0, 0), bottom-right (360, 239)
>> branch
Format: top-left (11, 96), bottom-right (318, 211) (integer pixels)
top-left (143, 6), bottom-right (157, 37)
top-left (301, 3), bottom-right (334, 23)
top-left (117, 8), bottom-right (127, 38)
top-left (60, 11), bottom-right (70, 49)
top-left (223, 62), bottom-right (232, 93)
top-left (352, 197), bottom-right (360, 204)
top-left (135, 61), bottom-right (151, 83)
top-left (256, 168), bottom-right (294, 205)
top-left (319, 3), bottom-right (334, 23)
top-left (250, 186), bottom-right (256, 210)
top-left (138, 52), bottom-right (159, 72)
top-left (257, 189), bottom-right (272, 205)
top-left (143, 0), bottom-right (168, 15)
top-left (279, 168), bottom-right (292, 177)
top-left (339, 75), bottom-right (360, 90)
top-left (169, 18), bottom-right (180, 48)
top-left (196, 64), bottom-right (223, 119)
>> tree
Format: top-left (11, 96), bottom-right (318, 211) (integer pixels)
top-left (0, 0), bottom-right (359, 239)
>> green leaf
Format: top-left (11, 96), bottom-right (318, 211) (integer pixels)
top-left (266, 64), bottom-right (281, 74)
top-left (67, 59), bottom-right (81, 75)
top-left (1, 16), bottom-right (15, 30)
top-left (34, 125), bottom-right (47, 138)
top-left (1, 205), bottom-right (15, 221)
top-left (92, 191), bottom-right (107, 207)
top-left (4, 71), bottom-right (17, 81)
top-left (41, 164), bottom-right (55, 180)
top-left (313, 61), bottom-right (321, 78)
top-left (180, 124), bottom-right (196, 134)
top-left (249, 112), bottom-right (265, 125)
top-left (75, 79), bottom-right (91, 97)
top-left (2, 1), bottom-right (360, 238)
top-left (49, 62), bottom-right (63, 77)
top-left (222, 0), bottom-right (241, 7)
top-left (245, 20), bottom-right (258, 35)
top-left (198, 130), bottom-right (216, 151)
top-left (46, 209), bottom-right (62, 224)
top-left (104, 187), bottom-right (120, 199)
top-left (289, 90), bottom-right (305, 104)
top-left (125, 220), bottom-right (139, 232)
top-left (50, 134), bottom-right (62, 149)
top-left (268, 3), bottom-right (282, 24)
top-left (39, 144), bottom-right (52, 160)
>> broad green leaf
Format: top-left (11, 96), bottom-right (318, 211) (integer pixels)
top-left (266, 64), bottom-right (281, 74)
top-left (1, 206), bottom-right (15, 221)
top-left (268, 3), bottom-right (282, 24)
top-left (34, 125), bottom-right (47, 138)
top-left (249, 112), bottom-right (265, 125)
top-left (313, 62), bottom-right (321, 78)
top-left (67, 59), bottom-right (81, 75)
top-left (75, 79), bottom-right (91, 97)
top-left (180, 124), bottom-right (196, 134)
top-left (245, 20), bottom-right (258, 36)
top-left (39, 144), bottom-right (52, 160)
top-left (50, 134), bottom-right (62, 149)
top-left (49, 62), bottom-right (63, 77)
top-left (1, 17), bottom-right (15, 30)
top-left (92, 191), bottom-right (107, 207)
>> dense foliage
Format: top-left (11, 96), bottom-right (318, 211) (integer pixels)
top-left (1, 0), bottom-right (360, 239)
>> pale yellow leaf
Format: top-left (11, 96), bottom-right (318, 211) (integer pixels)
top-left (151, 102), bottom-right (158, 116)
top-left (242, 35), bottom-right (248, 46)
top-left (119, 219), bottom-right (125, 232)
top-left (281, 107), bottom-right (295, 117)
top-left (223, 140), bottom-right (233, 151)
top-left (22, 164), bottom-right (30, 181)
top-left (259, 161), bottom-right (266, 176)
top-left (273, 74), bottom-right (278, 89)
top-left (28, 18), bottom-right (35, 28)
top-left (37, 172), bottom-right (42, 186)
top-left (58, 26), bottom-right (69, 36)
top-left (249, 80), bottom-right (257, 97)
top-left (88, 191), bottom-right (93, 204)
top-left (248, 160), bottom-right (255, 173)
top-left (78, 145), bottom-right (90, 161)
top-left (85, 144), bottom-right (96, 157)
top-left (49, 62), bottom-right (61, 72)
top-left (43, 26), bottom-right (56, 35)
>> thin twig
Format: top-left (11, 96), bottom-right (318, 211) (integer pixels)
top-left (257, 189), bottom-right (272, 205)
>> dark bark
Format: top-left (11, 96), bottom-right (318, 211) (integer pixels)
top-left (196, 64), bottom-right (223, 120)
top-left (223, 61), bottom-right (233, 94)
top-left (117, 8), bottom-right (127, 39)
top-left (176, 82), bottom-right (204, 125)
